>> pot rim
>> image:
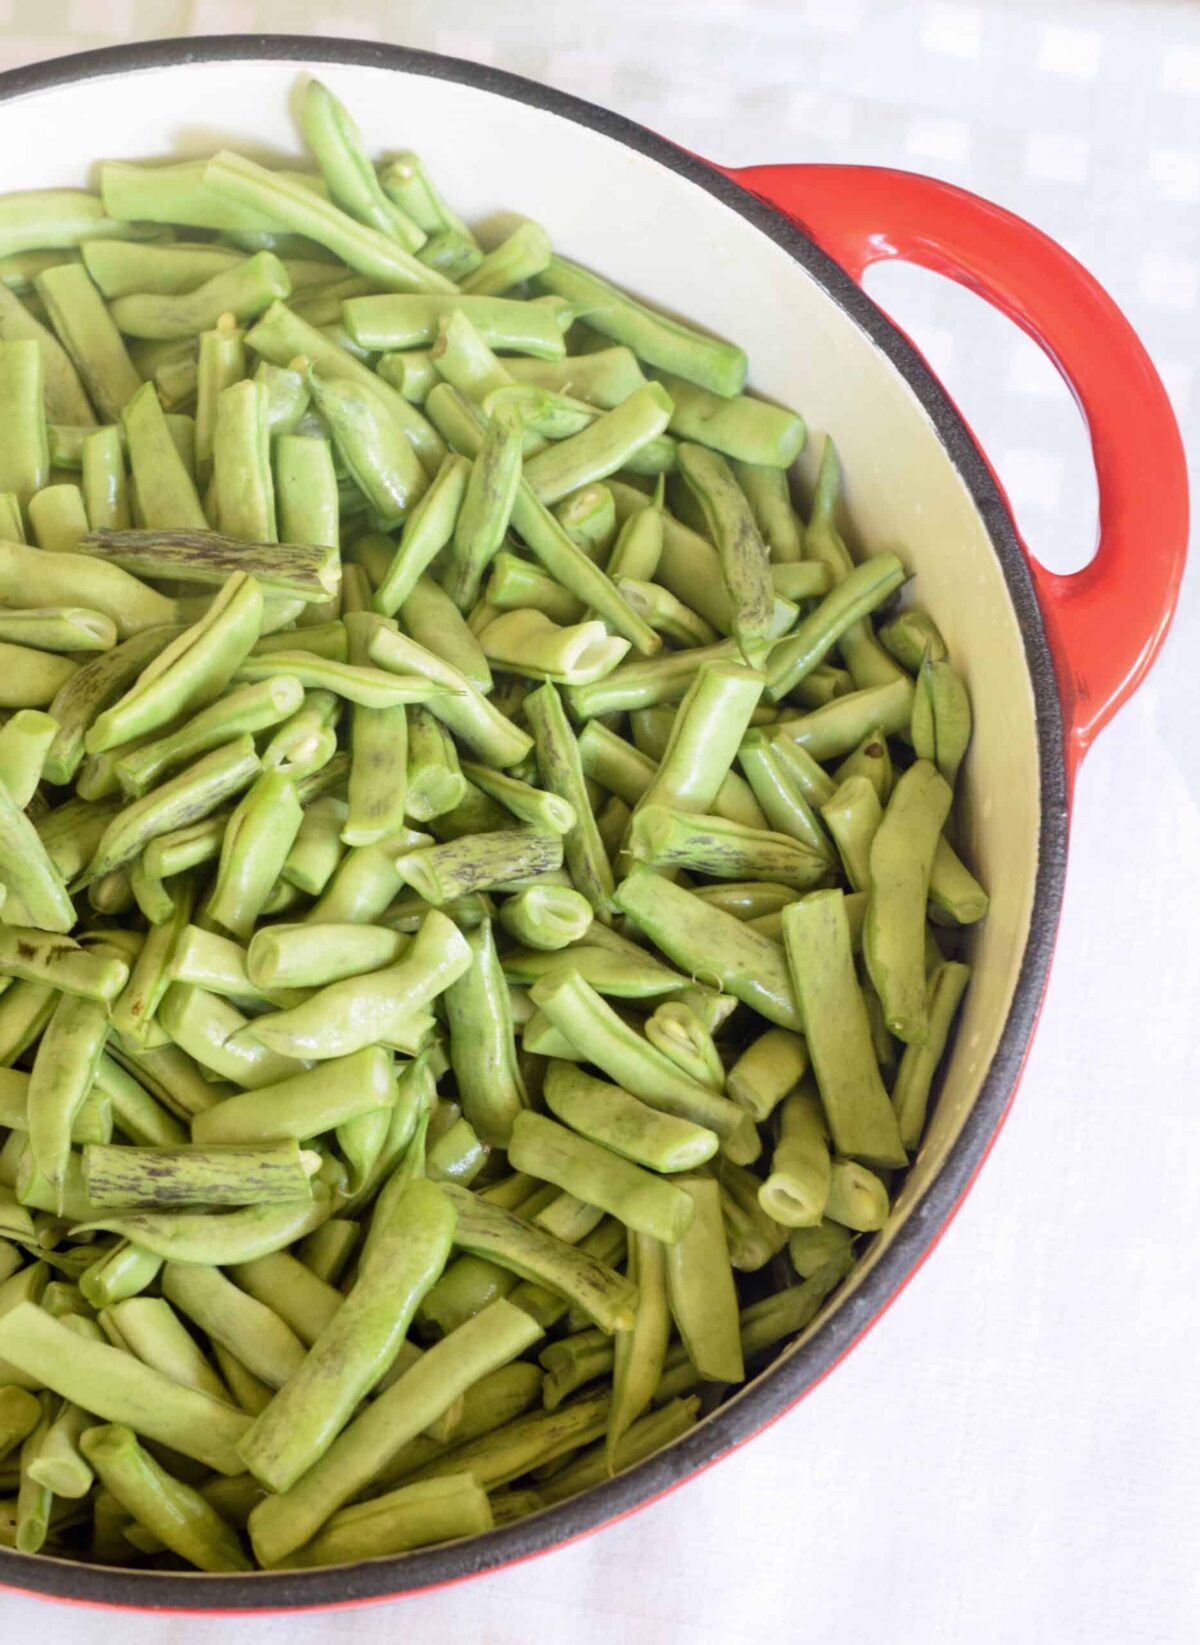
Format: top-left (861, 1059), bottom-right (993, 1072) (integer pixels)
top-left (0, 32), bottom-right (1068, 1612)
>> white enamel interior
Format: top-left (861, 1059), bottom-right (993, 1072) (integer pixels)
top-left (3, 53), bottom-right (1041, 1390)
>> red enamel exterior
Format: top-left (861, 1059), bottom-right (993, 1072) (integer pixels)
top-left (725, 163), bottom-right (1190, 794)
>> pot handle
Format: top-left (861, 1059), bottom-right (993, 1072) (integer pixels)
top-left (722, 162), bottom-right (1188, 780)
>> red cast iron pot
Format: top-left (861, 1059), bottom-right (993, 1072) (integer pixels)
top-left (0, 32), bottom-right (1186, 1614)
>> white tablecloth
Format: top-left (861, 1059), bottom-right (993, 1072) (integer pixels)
top-left (0, 3), bottom-right (1196, 1641)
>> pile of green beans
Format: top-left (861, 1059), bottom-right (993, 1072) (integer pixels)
top-left (0, 78), bottom-right (986, 1576)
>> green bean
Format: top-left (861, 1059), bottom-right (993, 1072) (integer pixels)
top-left (928, 836), bottom-right (989, 926)
top-left (501, 943), bottom-right (684, 1000)
top-left (34, 263), bottom-right (140, 422)
top-left (78, 1240), bottom-right (164, 1309)
top-left (306, 365), bottom-right (427, 527)
top-left (395, 703), bottom-right (461, 822)
top-left (675, 442), bottom-right (774, 668)
top-left (0, 192), bottom-right (147, 264)
top-left (495, 884), bottom-right (590, 952)
top-left (458, 220), bottom-right (552, 295)
top-left (434, 1184), bottom-right (633, 1334)
top-left (0, 1301), bottom-right (250, 1472)
top-left (203, 151), bottom-right (451, 292)
top-left (443, 403), bottom-right (524, 612)
top-left (543, 1060), bottom-right (717, 1175)
top-left (81, 1423), bottom-right (250, 1571)
top-left (247, 1297), bottom-right (540, 1566)
top-left (377, 151), bottom-right (477, 247)
top-left (780, 893), bottom-right (906, 1168)
top-left (735, 460), bottom-right (804, 561)
top-left (820, 774), bottom-right (883, 893)
top-left (554, 481), bottom-right (618, 561)
top-left (0, 637), bottom-right (78, 708)
top-left (0, 282), bottom-right (94, 424)
top-left (103, 1297), bottom-right (228, 1401)
top-left (83, 239), bottom-right (245, 298)
top-left (0, 928), bottom-right (127, 1003)
top-left (0, 1385), bottom-right (41, 1461)
top-left (737, 730), bottom-right (835, 865)
top-left (120, 380), bottom-right (207, 531)
top-left (726, 1026), bottom-right (809, 1126)
top-left (258, 362), bottom-right (312, 444)
top-left (209, 376), bottom-right (275, 540)
top-left (300, 80), bottom-right (425, 252)
top-left (157, 1261), bottom-right (306, 1391)
top-left (664, 1176), bottom-right (742, 1382)
top-left (192, 1047), bottom-right (395, 1148)
top-left (377, 347), bottom-right (438, 403)
top-left (275, 1471), bottom-right (489, 1568)
top-left (509, 1110), bottom-right (694, 1246)
top-left (528, 968), bottom-right (748, 1153)
top-left (429, 307), bottom-right (517, 407)
top-left (441, 918), bottom-right (528, 1148)
top-left (766, 553), bottom-right (908, 704)
top-left (612, 576), bottom-right (716, 649)
top-left (479, 610), bottom-right (629, 687)
top-left (534, 258), bottom-right (745, 395)
top-left (824, 1158), bottom-right (890, 1232)
top-left (771, 565), bottom-right (832, 606)
top-left (298, 1219), bottom-right (359, 1286)
top-left (12, 1391), bottom-right (54, 1551)
top-left (108, 251), bottom-right (289, 343)
top-left (505, 348), bottom-right (647, 409)
top-left (81, 1138), bottom-right (318, 1210)
top-left (238, 1177), bottom-right (454, 1493)
top-left (236, 909), bottom-right (468, 1060)
top-left (609, 481), bottom-right (798, 646)
top-left (524, 680), bottom-right (615, 918)
top-left (644, 1000), bottom-right (725, 1091)
top-left (234, 647), bottom-right (441, 709)
top-left (191, 312), bottom-right (245, 483)
top-left (891, 961), bottom-right (970, 1150)
top-left (879, 607), bottom-right (948, 673)
top-left (424, 385), bottom-right (660, 655)
top-left (155, 980), bottom-right (302, 1091)
top-left (212, 1345), bottom-right (273, 1416)
top-left (344, 293), bottom-right (565, 358)
top-left (0, 711), bottom-right (55, 809)
top-left (615, 868), bottom-right (800, 1031)
top-left (772, 677), bottom-right (915, 764)
top-left (536, 1331), bottom-right (613, 1420)
top-left (24, 994), bottom-right (110, 1211)
top-left (0, 1068), bottom-right (108, 1145)
top-left (757, 1084), bottom-right (831, 1227)
top-left (280, 797), bottom-right (346, 897)
top-left (0, 339), bottom-right (48, 510)
top-left (627, 804), bottom-right (827, 888)
top-left (117, 676), bottom-right (301, 799)
top-left (372, 454), bottom-right (471, 617)
top-left (911, 654), bottom-right (972, 789)
top-left (395, 826), bottom-right (562, 907)
top-left (486, 551), bottom-right (584, 624)
top-left (833, 727), bottom-right (893, 803)
top-left (653, 375), bottom-right (802, 468)
top-left (399, 571), bottom-right (493, 692)
top-left (863, 761), bottom-right (952, 1044)
top-left (521, 383), bottom-right (673, 506)
top-left (83, 735), bottom-right (261, 885)
top-left (784, 1220), bottom-right (853, 1280)
top-left (86, 572), bottom-right (263, 757)
top-left (247, 301), bottom-right (447, 477)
